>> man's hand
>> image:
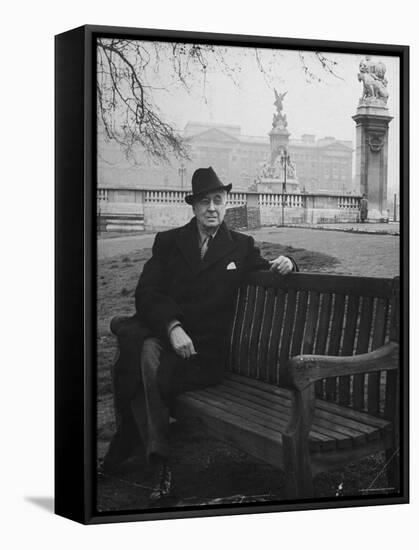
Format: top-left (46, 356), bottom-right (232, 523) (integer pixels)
top-left (169, 325), bottom-right (197, 359)
top-left (269, 255), bottom-right (293, 275)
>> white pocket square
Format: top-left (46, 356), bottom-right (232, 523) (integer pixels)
top-left (226, 262), bottom-right (237, 270)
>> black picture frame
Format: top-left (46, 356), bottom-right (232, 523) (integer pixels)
top-left (55, 24), bottom-right (409, 524)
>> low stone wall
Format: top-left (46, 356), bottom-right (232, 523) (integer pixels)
top-left (247, 206), bottom-right (261, 230)
top-left (224, 205), bottom-right (248, 230)
top-left (143, 203), bottom-right (191, 230)
top-left (304, 208), bottom-right (359, 224)
top-left (98, 201), bottom-right (144, 215)
top-left (144, 204), bottom-right (251, 231)
top-left (97, 188), bottom-right (362, 232)
top-left (260, 206), bottom-right (306, 226)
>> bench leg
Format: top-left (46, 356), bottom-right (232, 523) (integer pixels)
top-left (283, 435), bottom-right (314, 499)
top-left (283, 386), bottom-right (315, 499)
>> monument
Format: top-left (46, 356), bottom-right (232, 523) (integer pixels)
top-left (255, 89), bottom-right (300, 194)
top-left (352, 56), bottom-right (393, 222)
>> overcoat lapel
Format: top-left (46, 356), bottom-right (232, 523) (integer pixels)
top-left (175, 218), bottom-right (238, 275)
top-left (199, 221), bottom-right (237, 273)
top-left (175, 218), bottom-right (201, 274)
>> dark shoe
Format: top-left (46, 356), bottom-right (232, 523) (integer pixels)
top-left (149, 461), bottom-right (173, 502)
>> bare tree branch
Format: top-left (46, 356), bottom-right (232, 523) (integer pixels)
top-left (97, 39), bottom-right (342, 164)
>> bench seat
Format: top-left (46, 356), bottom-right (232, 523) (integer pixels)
top-left (173, 372), bottom-right (393, 476)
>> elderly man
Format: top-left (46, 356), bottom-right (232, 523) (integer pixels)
top-left (102, 167), bottom-right (296, 500)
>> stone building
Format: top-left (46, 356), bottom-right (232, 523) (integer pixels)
top-left (290, 134), bottom-right (353, 194)
top-left (98, 121), bottom-right (354, 194)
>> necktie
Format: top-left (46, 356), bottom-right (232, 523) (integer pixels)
top-left (200, 235), bottom-right (212, 259)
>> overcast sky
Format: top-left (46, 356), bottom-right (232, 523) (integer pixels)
top-left (110, 42), bottom-right (400, 194)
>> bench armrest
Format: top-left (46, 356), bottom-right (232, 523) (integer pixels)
top-left (281, 341), bottom-right (399, 497)
top-left (286, 341), bottom-right (399, 392)
top-left (110, 315), bottom-right (135, 335)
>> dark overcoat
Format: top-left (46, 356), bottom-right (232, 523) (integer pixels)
top-left (134, 217), bottom-right (271, 357)
top-left (110, 217), bottom-right (272, 422)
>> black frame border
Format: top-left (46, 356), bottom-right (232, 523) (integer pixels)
top-left (55, 24), bottom-right (409, 525)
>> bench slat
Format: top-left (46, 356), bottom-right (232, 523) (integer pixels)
top-left (229, 286), bottom-right (247, 374)
top-left (182, 391), bottom-right (328, 452)
top-left (325, 293), bottom-right (346, 401)
top-left (204, 385), bottom-right (335, 445)
top-left (338, 295), bottom-right (360, 406)
top-left (266, 290), bottom-right (286, 384)
top-left (226, 373), bottom-right (391, 431)
top-left (315, 293), bottom-right (333, 398)
top-left (277, 289), bottom-right (297, 382)
top-left (353, 296), bottom-right (374, 410)
top-left (290, 290), bottom-right (308, 358)
top-left (303, 291), bottom-right (320, 355)
top-left (367, 298), bottom-right (388, 415)
top-left (248, 286), bottom-right (267, 378)
top-left (239, 285), bottom-right (257, 376)
top-left (199, 388), bottom-right (331, 449)
top-left (384, 285), bottom-right (399, 422)
top-left (222, 377), bottom-right (384, 440)
top-left (180, 393), bottom-right (284, 443)
top-left (207, 385), bottom-right (370, 448)
top-left (174, 394), bottom-right (287, 464)
top-left (244, 272), bottom-right (394, 298)
top-left (256, 287), bottom-right (276, 381)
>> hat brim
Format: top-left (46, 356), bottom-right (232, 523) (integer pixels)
top-left (185, 183), bottom-right (232, 205)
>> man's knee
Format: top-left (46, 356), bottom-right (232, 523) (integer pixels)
top-left (141, 338), bottom-right (180, 398)
top-left (141, 337), bottom-right (164, 373)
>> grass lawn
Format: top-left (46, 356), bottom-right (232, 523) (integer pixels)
top-left (96, 241), bottom-right (390, 512)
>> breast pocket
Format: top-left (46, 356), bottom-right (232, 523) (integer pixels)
top-left (221, 262), bottom-right (241, 287)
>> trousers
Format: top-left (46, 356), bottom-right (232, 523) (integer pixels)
top-left (110, 336), bottom-right (224, 464)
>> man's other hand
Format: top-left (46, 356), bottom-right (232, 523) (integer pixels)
top-left (169, 326), bottom-right (197, 359)
top-left (269, 255), bottom-right (293, 275)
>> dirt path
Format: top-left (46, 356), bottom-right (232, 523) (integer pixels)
top-left (245, 227), bottom-right (399, 278)
top-left (98, 226), bottom-right (399, 278)
top-left (98, 233), bottom-right (156, 259)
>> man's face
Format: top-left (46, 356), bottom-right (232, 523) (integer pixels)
top-left (193, 190), bottom-right (227, 233)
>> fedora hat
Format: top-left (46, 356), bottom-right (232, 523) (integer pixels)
top-left (185, 167), bottom-right (232, 205)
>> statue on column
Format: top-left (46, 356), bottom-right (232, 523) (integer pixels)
top-left (353, 56), bottom-right (393, 222)
top-left (272, 89), bottom-right (288, 130)
top-left (358, 56), bottom-right (389, 106)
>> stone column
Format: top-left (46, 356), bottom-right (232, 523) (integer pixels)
top-left (352, 57), bottom-right (393, 222)
top-left (269, 127), bottom-right (290, 163)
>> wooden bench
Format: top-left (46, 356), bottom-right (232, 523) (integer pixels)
top-left (111, 272), bottom-right (400, 499)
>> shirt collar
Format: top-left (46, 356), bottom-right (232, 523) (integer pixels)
top-left (196, 223), bottom-right (221, 246)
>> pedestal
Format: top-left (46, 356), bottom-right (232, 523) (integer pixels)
top-left (269, 128), bottom-right (290, 163)
top-left (352, 104), bottom-right (393, 222)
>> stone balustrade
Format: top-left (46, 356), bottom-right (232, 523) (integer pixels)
top-left (97, 187), bottom-right (361, 231)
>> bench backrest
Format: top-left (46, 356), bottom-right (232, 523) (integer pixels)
top-left (227, 272), bottom-right (399, 419)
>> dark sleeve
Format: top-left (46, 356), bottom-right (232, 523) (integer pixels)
top-left (287, 256), bottom-right (299, 272)
top-left (135, 232), bottom-right (184, 337)
top-left (243, 235), bottom-right (271, 272)
top-left (244, 235), bottom-right (299, 272)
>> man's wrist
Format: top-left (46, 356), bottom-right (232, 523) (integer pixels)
top-left (167, 319), bottom-right (182, 336)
